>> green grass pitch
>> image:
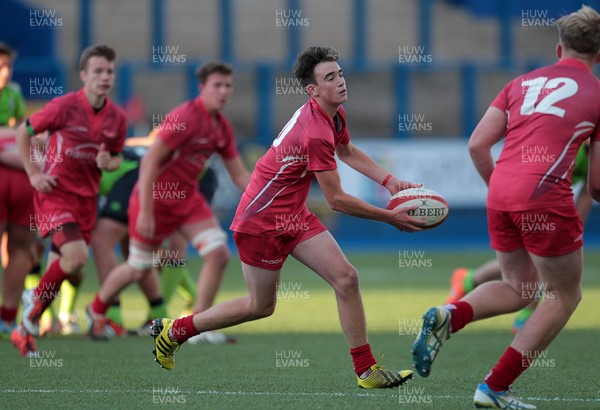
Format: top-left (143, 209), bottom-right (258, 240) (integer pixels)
top-left (1, 250), bottom-right (599, 409)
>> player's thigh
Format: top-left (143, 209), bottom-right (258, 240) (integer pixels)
top-left (178, 216), bottom-right (221, 240)
top-left (178, 217), bottom-right (228, 257)
top-left (529, 248), bottom-right (582, 295)
top-left (496, 248), bottom-right (539, 293)
top-left (241, 262), bottom-right (280, 306)
top-left (290, 230), bottom-right (354, 286)
top-left (91, 217), bottom-right (128, 249)
top-left (165, 230), bottom-right (187, 253)
top-left (6, 224), bottom-right (33, 251)
top-left (126, 237), bottom-right (162, 273)
top-left (59, 239), bottom-right (89, 263)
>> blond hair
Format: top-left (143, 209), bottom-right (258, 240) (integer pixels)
top-left (556, 5), bottom-right (600, 55)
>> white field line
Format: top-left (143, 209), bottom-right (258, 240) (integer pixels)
top-left (1, 388), bottom-right (599, 403)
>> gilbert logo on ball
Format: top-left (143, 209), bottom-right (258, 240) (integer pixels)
top-left (386, 188), bottom-right (449, 229)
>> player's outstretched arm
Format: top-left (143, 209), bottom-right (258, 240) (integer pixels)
top-left (136, 138), bottom-right (172, 238)
top-left (335, 142), bottom-right (420, 194)
top-left (588, 139), bottom-right (600, 202)
top-left (223, 156), bottom-right (252, 191)
top-left (15, 122), bottom-right (56, 193)
top-left (315, 167), bottom-right (423, 232)
top-left (468, 106), bottom-right (506, 186)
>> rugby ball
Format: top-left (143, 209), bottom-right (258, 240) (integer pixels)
top-left (386, 188), bottom-right (449, 229)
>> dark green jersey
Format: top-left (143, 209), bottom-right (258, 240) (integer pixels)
top-left (0, 84), bottom-right (26, 126)
top-left (572, 144), bottom-right (589, 185)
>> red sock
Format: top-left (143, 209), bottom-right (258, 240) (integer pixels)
top-left (485, 346), bottom-right (529, 392)
top-left (0, 306), bottom-right (18, 322)
top-left (34, 259), bottom-right (68, 309)
top-left (350, 343), bottom-right (376, 376)
top-left (446, 301), bottom-right (474, 334)
top-left (171, 315), bottom-right (199, 343)
top-left (90, 294), bottom-right (111, 316)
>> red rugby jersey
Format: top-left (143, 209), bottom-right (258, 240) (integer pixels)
top-left (146, 96), bottom-right (239, 200)
top-left (488, 58), bottom-right (600, 211)
top-left (231, 98), bottom-right (350, 236)
top-left (29, 89), bottom-right (126, 197)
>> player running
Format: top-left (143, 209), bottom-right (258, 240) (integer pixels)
top-left (10, 45), bottom-right (127, 357)
top-left (0, 43), bottom-right (31, 337)
top-left (151, 46), bottom-right (424, 389)
top-left (86, 62), bottom-right (251, 340)
top-left (412, 6), bottom-right (600, 408)
top-left (446, 144), bottom-right (593, 332)
top-left (89, 135), bottom-right (231, 342)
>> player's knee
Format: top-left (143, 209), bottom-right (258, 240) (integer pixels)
top-left (247, 297), bottom-right (276, 319)
top-left (61, 252), bottom-right (88, 273)
top-left (192, 227), bottom-right (228, 258)
top-left (127, 246), bottom-right (154, 274)
top-left (203, 245), bottom-right (230, 266)
top-left (252, 302), bottom-right (276, 319)
top-left (331, 264), bottom-right (360, 294)
top-left (560, 287), bottom-right (582, 313)
top-left (90, 233), bottom-right (107, 253)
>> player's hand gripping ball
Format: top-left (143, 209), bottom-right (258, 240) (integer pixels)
top-left (387, 188), bottom-right (449, 229)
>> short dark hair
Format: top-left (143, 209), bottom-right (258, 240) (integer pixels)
top-left (195, 62), bottom-right (234, 84)
top-left (0, 43), bottom-right (16, 63)
top-left (79, 45), bottom-right (116, 71)
top-left (292, 46), bottom-right (340, 87)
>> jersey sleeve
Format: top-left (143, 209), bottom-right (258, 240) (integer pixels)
top-left (304, 130), bottom-right (337, 172)
top-left (28, 96), bottom-right (65, 134)
top-left (490, 81), bottom-right (511, 112)
top-left (217, 119), bottom-right (240, 160)
top-left (336, 106), bottom-right (351, 145)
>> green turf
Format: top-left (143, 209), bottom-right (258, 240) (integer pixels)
top-left (1, 250), bottom-right (599, 409)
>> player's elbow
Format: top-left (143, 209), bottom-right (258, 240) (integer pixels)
top-left (328, 194), bottom-right (346, 213)
top-left (467, 137), bottom-right (485, 157)
top-left (588, 179), bottom-right (600, 202)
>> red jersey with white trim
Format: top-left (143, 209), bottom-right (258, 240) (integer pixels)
top-left (143, 96), bottom-right (239, 200)
top-left (231, 98), bottom-right (350, 236)
top-left (29, 89), bottom-right (126, 198)
top-left (488, 58), bottom-right (600, 211)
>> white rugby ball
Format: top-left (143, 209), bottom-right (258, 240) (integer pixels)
top-left (386, 188), bottom-right (449, 229)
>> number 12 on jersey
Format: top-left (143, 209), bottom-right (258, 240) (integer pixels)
top-left (520, 76), bottom-right (578, 118)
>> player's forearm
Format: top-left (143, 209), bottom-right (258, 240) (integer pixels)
top-left (470, 151), bottom-right (494, 186)
top-left (327, 191), bottom-right (391, 222)
top-left (16, 124), bottom-right (40, 177)
top-left (588, 142), bottom-right (600, 202)
top-left (232, 170), bottom-right (252, 191)
top-left (138, 156), bottom-right (159, 213)
top-left (338, 147), bottom-right (388, 185)
top-left (469, 141), bottom-right (494, 186)
top-left (224, 157), bottom-right (252, 191)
